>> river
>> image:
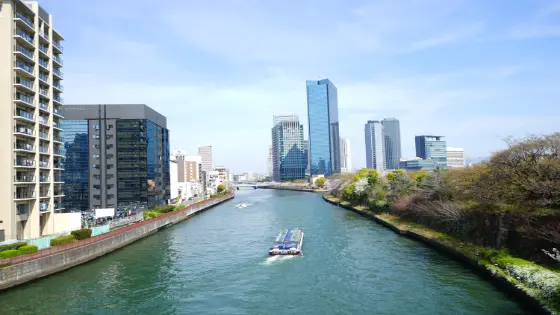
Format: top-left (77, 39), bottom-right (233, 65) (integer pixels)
top-left (0, 189), bottom-right (530, 314)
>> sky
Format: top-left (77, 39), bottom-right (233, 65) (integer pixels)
top-left (41, 0), bottom-right (560, 174)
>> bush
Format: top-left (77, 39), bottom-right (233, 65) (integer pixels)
top-left (50, 235), bottom-right (76, 247)
top-left (0, 250), bottom-right (20, 259)
top-left (157, 205), bottom-right (176, 214)
top-left (71, 228), bottom-right (92, 240)
top-left (315, 177), bottom-right (326, 188)
top-left (0, 242), bottom-right (27, 253)
top-left (17, 245), bottom-right (38, 255)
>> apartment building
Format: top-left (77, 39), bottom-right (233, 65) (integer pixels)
top-left (0, 1), bottom-right (65, 241)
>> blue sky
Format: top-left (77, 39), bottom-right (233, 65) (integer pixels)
top-left (42, 0), bottom-right (560, 174)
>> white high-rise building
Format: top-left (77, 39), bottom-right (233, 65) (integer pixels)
top-left (339, 137), bottom-right (352, 173)
top-left (365, 120), bottom-right (386, 172)
top-left (198, 145), bottom-right (213, 173)
top-left (446, 147), bottom-right (466, 169)
top-left (0, 1), bottom-right (67, 241)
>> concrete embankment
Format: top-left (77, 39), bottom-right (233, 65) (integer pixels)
top-left (323, 195), bottom-right (555, 315)
top-left (260, 186), bottom-right (326, 193)
top-left (0, 194), bottom-right (234, 291)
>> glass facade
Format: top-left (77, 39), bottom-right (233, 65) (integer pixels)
top-left (415, 135), bottom-right (448, 168)
top-left (271, 118), bottom-right (306, 181)
top-left (61, 120), bottom-right (89, 212)
top-left (306, 79), bottom-right (340, 176)
top-left (116, 119), bottom-right (170, 209)
top-left (382, 118), bottom-right (402, 170)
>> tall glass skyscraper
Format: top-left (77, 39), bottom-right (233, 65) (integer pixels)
top-left (365, 120), bottom-right (386, 172)
top-left (61, 121), bottom-right (89, 212)
top-left (306, 79), bottom-right (340, 176)
top-left (381, 118), bottom-right (402, 170)
top-left (415, 135), bottom-right (448, 168)
top-left (271, 115), bottom-right (306, 181)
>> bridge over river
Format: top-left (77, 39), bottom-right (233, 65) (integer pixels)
top-left (230, 181), bottom-right (271, 189)
top-left (0, 189), bottom-right (531, 314)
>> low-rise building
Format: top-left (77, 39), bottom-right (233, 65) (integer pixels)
top-left (447, 147), bottom-right (466, 169)
top-left (399, 157), bottom-right (437, 172)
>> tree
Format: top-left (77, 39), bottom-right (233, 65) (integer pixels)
top-left (217, 184), bottom-right (226, 193)
top-left (315, 177), bottom-right (326, 188)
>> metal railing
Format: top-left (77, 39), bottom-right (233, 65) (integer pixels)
top-left (53, 55), bottom-right (63, 65)
top-left (15, 12), bottom-right (34, 28)
top-left (15, 29), bottom-right (34, 45)
top-left (39, 131), bottom-right (48, 140)
top-left (14, 45), bottom-right (33, 59)
top-left (15, 158), bottom-right (35, 167)
top-left (39, 147), bottom-right (49, 153)
top-left (53, 41), bottom-right (63, 51)
top-left (14, 126), bottom-right (34, 136)
top-left (39, 45), bottom-right (48, 54)
top-left (39, 59), bottom-right (48, 68)
top-left (15, 175), bottom-right (35, 182)
top-left (53, 69), bottom-right (63, 78)
top-left (15, 61), bottom-right (33, 74)
top-left (15, 191), bottom-right (35, 199)
top-left (15, 142), bottom-right (34, 151)
top-left (15, 77), bottom-right (33, 89)
top-left (40, 103), bottom-right (49, 110)
top-left (15, 109), bottom-right (34, 120)
top-left (39, 73), bottom-right (48, 82)
top-left (15, 93), bottom-right (34, 105)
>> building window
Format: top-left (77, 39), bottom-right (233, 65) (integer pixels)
top-left (92, 164), bottom-right (99, 169)
top-left (93, 124), bottom-right (100, 130)
top-left (92, 154), bottom-right (100, 159)
top-left (93, 134), bottom-right (100, 139)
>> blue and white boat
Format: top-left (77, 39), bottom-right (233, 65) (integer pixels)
top-left (268, 228), bottom-right (304, 256)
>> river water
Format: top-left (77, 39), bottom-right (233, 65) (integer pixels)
top-left (0, 189), bottom-right (530, 315)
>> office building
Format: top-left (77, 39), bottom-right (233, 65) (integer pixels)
top-left (271, 115), bottom-right (306, 181)
top-left (303, 140), bottom-right (309, 175)
top-left (365, 120), bottom-right (386, 172)
top-left (198, 145), bottom-right (212, 173)
top-left (61, 104), bottom-right (170, 212)
top-left (306, 79), bottom-right (340, 176)
top-left (267, 145), bottom-right (272, 177)
top-left (415, 135), bottom-right (448, 168)
top-left (381, 118), bottom-right (402, 170)
top-left (339, 136), bottom-right (351, 173)
top-left (0, 1), bottom-right (65, 241)
top-left (399, 157), bottom-right (437, 172)
top-left (447, 147), bottom-right (466, 169)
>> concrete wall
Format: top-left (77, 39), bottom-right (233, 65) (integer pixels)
top-left (0, 194), bottom-right (233, 291)
top-left (51, 213), bottom-right (81, 233)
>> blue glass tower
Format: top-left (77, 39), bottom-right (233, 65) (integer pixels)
top-left (306, 79), bottom-right (340, 176)
top-left (60, 120), bottom-right (89, 212)
top-left (415, 135), bottom-right (448, 168)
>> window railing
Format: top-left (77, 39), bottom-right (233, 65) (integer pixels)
top-left (15, 191), bottom-right (35, 199)
top-left (15, 109), bottom-right (34, 120)
top-left (14, 61), bottom-right (34, 74)
top-left (15, 142), bottom-right (34, 151)
top-left (53, 55), bottom-right (63, 65)
top-left (54, 84), bottom-right (64, 91)
top-left (40, 175), bottom-right (49, 182)
top-left (40, 191), bottom-right (50, 198)
top-left (39, 131), bottom-right (48, 139)
top-left (39, 44), bottom-right (48, 54)
top-left (39, 117), bottom-right (48, 125)
top-left (39, 161), bottom-right (49, 168)
top-left (53, 108), bottom-right (64, 116)
top-left (54, 149), bottom-right (63, 155)
top-left (39, 88), bottom-right (49, 97)
top-left (53, 69), bottom-right (63, 78)
top-left (39, 59), bottom-right (48, 68)
top-left (15, 29), bottom-right (34, 45)
top-left (15, 126), bottom-right (34, 136)
top-left (39, 73), bottom-right (48, 82)
top-left (15, 77), bottom-right (33, 89)
top-left (15, 93), bottom-right (34, 104)
top-left (54, 96), bottom-right (63, 103)
top-left (53, 176), bottom-right (62, 182)
top-left (54, 135), bottom-right (64, 142)
top-left (53, 121), bottom-right (60, 128)
top-left (39, 146), bottom-right (49, 153)
top-left (40, 102), bottom-right (49, 110)
top-left (15, 175), bottom-right (35, 182)
top-left (53, 163), bottom-right (63, 169)
top-left (53, 41), bottom-right (63, 51)
top-left (14, 45), bottom-right (33, 59)
top-left (54, 191), bottom-right (63, 196)
top-left (15, 12), bottom-right (34, 28)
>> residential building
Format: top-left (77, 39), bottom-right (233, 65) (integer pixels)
top-left (306, 79), bottom-right (340, 176)
top-left (447, 147), bottom-right (466, 169)
top-left (415, 135), bottom-right (448, 168)
top-left (206, 170), bottom-right (219, 195)
top-left (381, 118), bottom-right (402, 170)
top-left (267, 144), bottom-right (272, 177)
top-left (169, 159), bottom-right (179, 203)
top-left (271, 115), bottom-right (306, 181)
top-left (339, 136), bottom-right (352, 173)
top-left (365, 120), bottom-right (386, 172)
top-left (198, 145), bottom-right (212, 173)
top-left (61, 104), bottom-right (170, 212)
top-left (215, 166), bottom-right (228, 188)
top-left (0, 1), bottom-right (65, 241)
top-left (399, 157), bottom-right (437, 172)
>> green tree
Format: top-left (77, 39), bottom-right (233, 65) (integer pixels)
top-left (217, 184), bottom-right (226, 193)
top-left (315, 177), bottom-right (326, 188)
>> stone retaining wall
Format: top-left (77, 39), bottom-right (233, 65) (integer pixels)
top-left (0, 194), bottom-right (234, 291)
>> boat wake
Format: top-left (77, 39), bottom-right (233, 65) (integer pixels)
top-left (262, 255), bottom-right (298, 265)
top-left (233, 202), bottom-right (252, 209)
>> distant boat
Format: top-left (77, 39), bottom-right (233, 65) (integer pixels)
top-left (233, 203), bottom-right (251, 208)
top-left (268, 228), bottom-right (304, 256)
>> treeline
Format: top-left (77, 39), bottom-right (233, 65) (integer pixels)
top-left (328, 132), bottom-right (560, 265)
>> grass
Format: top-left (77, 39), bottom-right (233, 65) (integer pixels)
top-left (325, 195), bottom-right (560, 314)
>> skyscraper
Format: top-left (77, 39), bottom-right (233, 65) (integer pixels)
top-left (0, 1), bottom-right (65, 241)
top-left (365, 120), bottom-right (386, 172)
top-left (415, 135), bottom-right (448, 168)
top-left (61, 104), bottom-right (170, 212)
top-left (271, 115), bottom-right (306, 181)
top-left (303, 140), bottom-right (309, 175)
top-left (381, 118), bottom-right (402, 170)
top-left (306, 79), bottom-right (340, 176)
top-left (198, 145), bottom-right (213, 173)
top-left (339, 136), bottom-right (352, 173)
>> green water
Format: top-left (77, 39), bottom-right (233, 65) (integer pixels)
top-left (0, 190), bottom-right (530, 314)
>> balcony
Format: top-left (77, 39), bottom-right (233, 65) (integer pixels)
top-left (39, 146), bottom-right (49, 154)
top-left (54, 135), bottom-right (64, 143)
top-left (53, 121), bottom-right (62, 130)
top-left (14, 77), bottom-right (34, 93)
top-left (14, 125), bottom-right (34, 138)
top-left (53, 163), bottom-right (63, 170)
top-left (53, 55), bottom-right (63, 66)
top-left (53, 69), bottom-right (63, 79)
top-left (14, 12), bottom-right (34, 30)
top-left (14, 142), bottom-right (34, 152)
top-left (39, 44), bottom-right (48, 57)
top-left (53, 83), bottom-right (63, 92)
top-left (39, 116), bottom-right (49, 126)
top-left (14, 29), bottom-right (34, 48)
top-left (39, 88), bottom-right (49, 98)
top-left (39, 59), bottom-right (49, 70)
top-left (40, 203), bottom-right (50, 213)
top-left (14, 109), bottom-right (34, 122)
top-left (40, 175), bottom-right (49, 182)
top-left (54, 191), bottom-right (64, 197)
top-left (53, 40), bottom-right (63, 53)
top-left (53, 148), bottom-right (64, 156)
top-left (14, 61), bottom-right (34, 78)
top-left (15, 191), bottom-right (36, 200)
top-left (53, 203), bottom-right (64, 211)
top-left (53, 176), bottom-right (63, 183)
top-left (39, 102), bottom-right (49, 113)
top-left (53, 95), bottom-right (63, 105)
top-left (39, 131), bottom-right (49, 140)
top-left (53, 108), bottom-right (64, 117)
top-left (14, 93), bottom-right (35, 107)
top-left (15, 158), bottom-right (35, 168)
top-left (39, 191), bottom-right (50, 198)
top-left (39, 72), bottom-right (48, 83)
top-left (15, 175), bottom-right (35, 184)
top-left (39, 160), bottom-right (49, 168)
top-left (39, 32), bottom-right (49, 43)
top-left (14, 45), bottom-right (34, 62)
